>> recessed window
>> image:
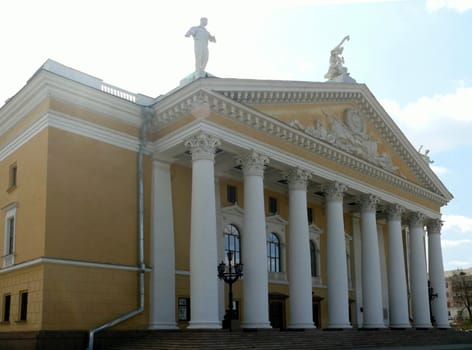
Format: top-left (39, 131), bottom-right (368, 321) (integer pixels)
top-left (2, 294), bottom-right (11, 322)
top-left (307, 207), bottom-right (313, 224)
top-left (227, 185), bottom-right (237, 204)
top-left (224, 224), bottom-right (241, 264)
top-left (3, 206), bottom-right (16, 267)
top-left (19, 291), bottom-right (28, 321)
top-left (8, 164), bottom-right (17, 191)
top-left (268, 197), bottom-right (278, 215)
top-left (178, 297), bottom-right (190, 321)
top-left (310, 240), bottom-right (318, 277)
top-left (267, 232), bottom-right (281, 272)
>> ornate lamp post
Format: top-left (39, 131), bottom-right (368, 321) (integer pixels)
top-left (428, 280), bottom-right (438, 325)
top-left (217, 251), bottom-right (243, 331)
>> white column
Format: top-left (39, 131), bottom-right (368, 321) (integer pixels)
top-left (287, 168), bottom-right (315, 329)
top-left (427, 219), bottom-right (450, 328)
top-left (238, 150), bottom-right (271, 329)
top-left (149, 160), bottom-right (178, 329)
top-left (386, 204), bottom-right (410, 328)
top-left (322, 182), bottom-right (351, 329)
top-left (359, 194), bottom-right (385, 328)
top-left (408, 212), bottom-right (432, 328)
top-left (185, 132), bottom-right (221, 329)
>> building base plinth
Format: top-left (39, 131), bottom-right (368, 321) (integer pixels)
top-left (187, 322), bottom-right (222, 329)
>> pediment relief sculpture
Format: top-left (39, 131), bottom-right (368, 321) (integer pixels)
top-left (289, 108), bottom-right (399, 173)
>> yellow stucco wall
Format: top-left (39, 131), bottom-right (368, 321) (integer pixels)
top-left (0, 130), bottom-right (48, 262)
top-left (44, 127), bottom-right (152, 266)
top-left (0, 265), bottom-right (44, 331)
top-left (41, 263), bottom-right (149, 330)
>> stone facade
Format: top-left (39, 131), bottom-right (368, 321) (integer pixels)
top-left (0, 60), bottom-right (452, 338)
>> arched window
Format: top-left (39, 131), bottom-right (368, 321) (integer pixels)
top-left (310, 240), bottom-right (318, 277)
top-left (224, 224), bottom-right (241, 264)
top-left (267, 232), bottom-right (281, 272)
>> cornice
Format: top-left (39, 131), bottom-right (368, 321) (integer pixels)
top-left (0, 111), bottom-right (148, 163)
top-left (0, 70), bottom-right (143, 142)
top-left (152, 88), bottom-right (449, 207)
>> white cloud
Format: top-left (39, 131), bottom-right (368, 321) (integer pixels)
top-left (426, 0), bottom-right (472, 13)
top-left (430, 165), bottom-right (449, 174)
top-left (379, 86), bottom-right (472, 152)
top-left (442, 214), bottom-right (472, 234)
top-left (446, 260), bottom-right (472, 269)
top-left (441, 239), bottom-right (472, 248)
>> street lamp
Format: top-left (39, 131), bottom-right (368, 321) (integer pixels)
top-left (428, 280), bottom-right (438, 325)
top-left (217, 251), bottom-right (243, 331)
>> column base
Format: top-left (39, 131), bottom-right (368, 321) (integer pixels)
top-left (327, 323), bottom-right (352, 329)
top-left (188, 321), bottom-right (222, 329)
top-left (288, 322), bottom-right (316, 329)
top-left (390, 323), bottom-right (412, 329)
top-left (241, 322), bottom-right (272, 329)
top-left (413, 323), bottom-right (433, 329)
top-left (362, 323), bottom-right (387, 329)
top-left (148, 322), bottom-right (178, 330)
top-left (435, 324), bottom-right (451, 329)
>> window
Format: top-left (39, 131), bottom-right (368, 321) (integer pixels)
top-left (2, 294), bottom-right (11, 322)
top-left (19, 291), bottom-right (28, 321)
top-left (224, 224), bottom-right (241, 264)
top-left (227, 185), bottom-right (237, 204)
top-left (3, 206), bottom-right (16, 267)
top-left (267, 232), bottom-right (281, 272)
top-left (310, 240), bottom-right (318, 277)
top-left (268, 197), bottom-right (278, 215)
top-left (178, 297), bottom-right (190, 321)
top-left (307, 207), bottom-right (313, 224)
top-left (8, 164), bottom-right (17, 191)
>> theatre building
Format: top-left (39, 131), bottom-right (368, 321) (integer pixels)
top-left (0, 60), bottom-right (452, 342)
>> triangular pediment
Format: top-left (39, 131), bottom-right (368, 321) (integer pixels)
top-left (151, 78), bottom-right (452, 206)
top-left (266, 214), bottom-right (289, 226)
top-left (221, 203), bottom-right (245, 217)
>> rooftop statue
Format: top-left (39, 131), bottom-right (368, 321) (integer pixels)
top-left (185, 17), bottom-right (216, 77)
top-left (324, 35), bottom-right (350, 80)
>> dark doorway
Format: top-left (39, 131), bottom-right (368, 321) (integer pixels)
top-left (269, 293), bottom-right (287, 329)
top-left (312, 295), bottom-right (324, 328)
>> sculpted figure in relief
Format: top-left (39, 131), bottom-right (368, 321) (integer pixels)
top-left (288, 108), bottom-right (399, 173)
top-left (324, 35), bottom-right (350, 80)
top-left (185, 17), bottom-right (216, 76)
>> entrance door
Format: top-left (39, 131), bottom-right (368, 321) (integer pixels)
top-left (269, 293), bottom-right (287, 329)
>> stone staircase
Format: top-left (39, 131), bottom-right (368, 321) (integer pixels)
top-left (95, 329), bottom-right (472, 350)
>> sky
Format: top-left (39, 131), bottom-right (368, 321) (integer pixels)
top-left (1, 0), bottom-right (471, 271)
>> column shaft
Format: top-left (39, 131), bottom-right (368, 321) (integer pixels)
top-left (386, 204), bottom-right (410, 328)
top-left (360, 195), bottom-right (385, 328)
top-left (239, 151), bottom-right (271, 329)
top-left (323, 182), bottom-right (351, 329)
top-left (427, 219), bottom-right (450, 328)
top-left (409, 212), bottom-right (432, 328)
top-left (287, 168), bottom-right (315, 329)
top-left (185, 133), bottom-right (221, 329)
top-left (149, 160), bottom-right (177, 329)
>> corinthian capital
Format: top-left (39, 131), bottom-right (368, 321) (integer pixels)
top-left (386, 203), bottom-right (404, 221)
top-left (285, 167), bottom-right (312, 191)
top-left (426, 218), bottom-right (442, 235)
top-left (320, 181), bottom-right (347, 201)
top-left (358, 194), bottom-right (380, 213)
top-left (236, 150), bottom-right (269, 177)
top-left (184, 132), bottom-right (221, 161)
top-left (408, 212), bottom-right (425, 228)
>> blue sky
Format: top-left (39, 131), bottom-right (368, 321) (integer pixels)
top-left (1, 0), bottom-right (471, 270)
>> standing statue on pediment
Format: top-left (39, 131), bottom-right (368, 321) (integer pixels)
top-left (324, 35), bottom-right (350, 80)
top-left (185, 17), bottom-right (216, 77)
